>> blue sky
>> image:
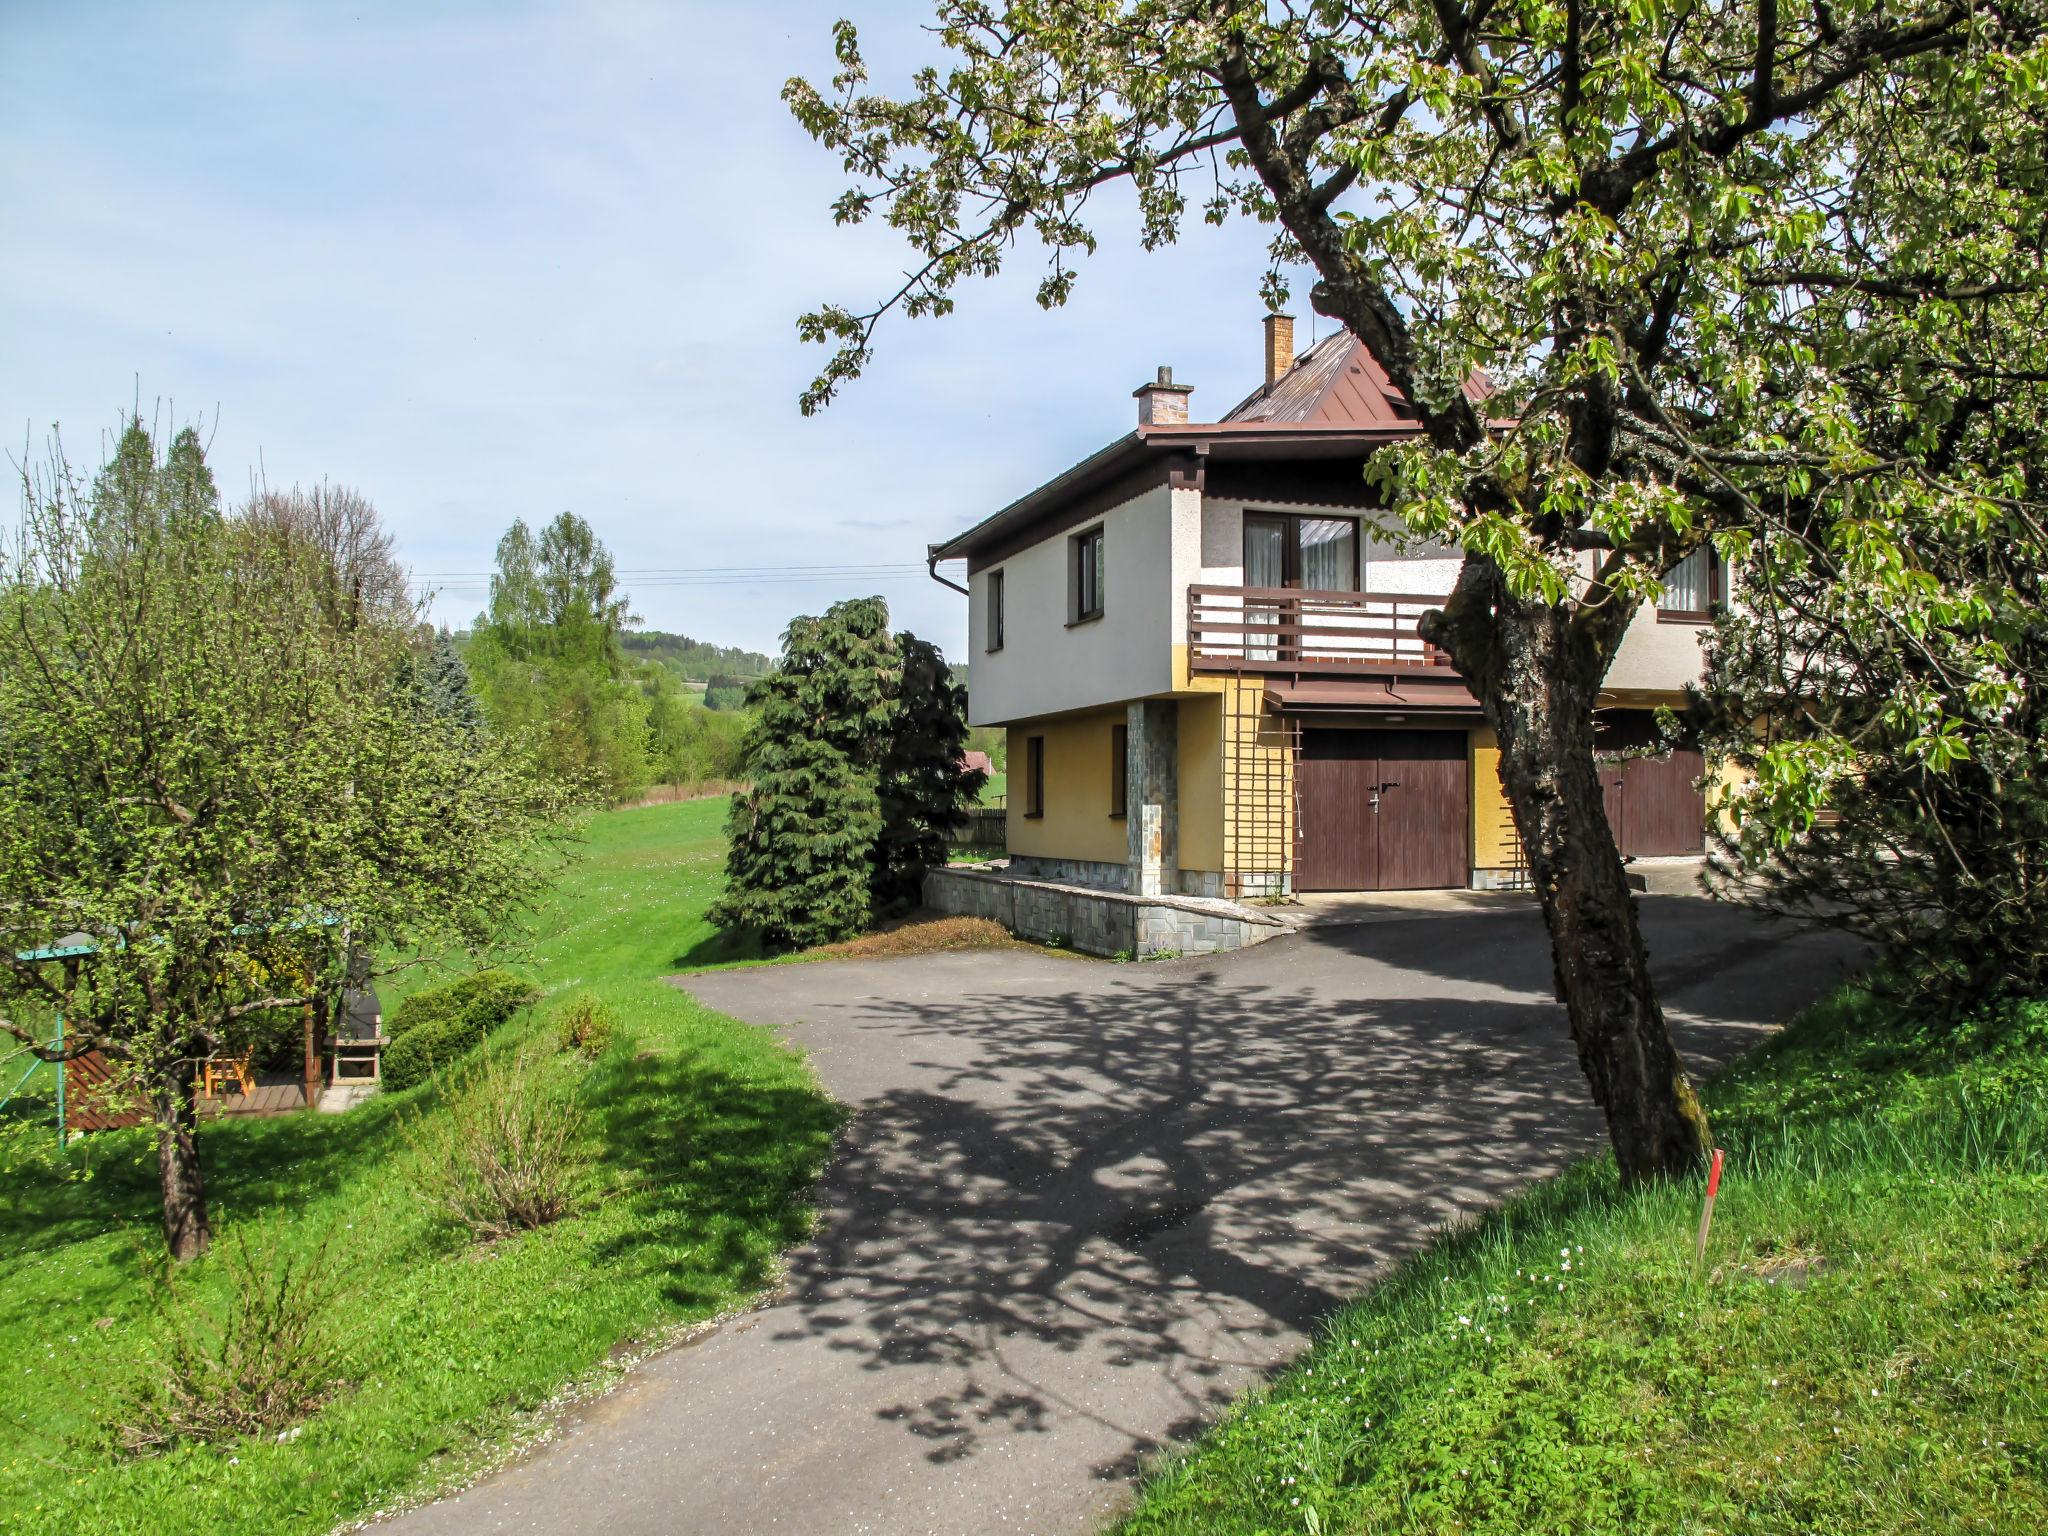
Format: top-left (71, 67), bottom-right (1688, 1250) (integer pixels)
top-left (1, 0), bottom-right (1314, 656)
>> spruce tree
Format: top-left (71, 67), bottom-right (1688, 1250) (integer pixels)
top-left (873, 635), bottom-right (980, 915)
top-left (711, 598), bottom-right (900, 947)
top-left (418, 628), bottom-right (483, 733)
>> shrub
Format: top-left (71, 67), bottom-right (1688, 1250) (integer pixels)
top-left (114, 1226), bottom-right (344, 1454)
top-left (401, 1046), bottom-right (593, 1242)
top-left (382, 970), bottom-right (540, 1091)
top-left (555, 994), bottom-right (615, 1058)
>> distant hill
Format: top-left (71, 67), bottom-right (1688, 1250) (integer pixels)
top-left (621, 630), bottom-right (775, 682)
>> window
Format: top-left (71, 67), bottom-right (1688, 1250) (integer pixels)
top-left (985, 568), bottom-right (1004, 652)
top-left (1242, 513), bottom-right (1360, 590)
top-left (1109, 722), bottom-right (1128, 818)
top-left (1659, 549), bottom-right (1725, 621)
top-left (1023, 735), bottom-right (1045, 817)
top-left (1070, 526), bottom-right (1105, 622)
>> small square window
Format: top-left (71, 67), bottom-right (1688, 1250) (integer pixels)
top-left (1659, 548), bottom-right (1725, 622)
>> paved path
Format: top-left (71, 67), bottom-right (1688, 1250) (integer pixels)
top-left (383, 897), bottom-right (1861, 1536)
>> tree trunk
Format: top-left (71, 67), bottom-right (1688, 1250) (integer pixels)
top-left (1427, 567), bottom-right (1711, 1183)
top-left (154, 1059), bottom-right (212, 1260)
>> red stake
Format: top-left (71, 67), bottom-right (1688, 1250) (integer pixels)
top-left (1693, 1147), bottom-right (1726, 1274)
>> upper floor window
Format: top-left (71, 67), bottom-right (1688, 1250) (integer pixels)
top-left (1659, 548), bottom-right (1726, 622)
top-left (985, 568), bottom-right (1004, 652)
top-left (1070, 525), bottom-right (1105, 623)
top-left (1244, 513), bottom-right (1360, 591)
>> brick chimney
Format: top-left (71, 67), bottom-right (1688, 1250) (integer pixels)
top-left (1263, 313), bottom-right (1295, 386)
top-left (1133, 365), bottom-right (1193, 426)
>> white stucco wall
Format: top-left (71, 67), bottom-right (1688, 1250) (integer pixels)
top-left (1606, 606), bottom-right (1709, 693)
top-left (967, 482), bottom-right (1176, 726)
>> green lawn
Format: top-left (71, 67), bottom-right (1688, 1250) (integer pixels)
top-left (979, 770), bottom-right (1006, 805)
top-left (0, 798), bottom-right (838, 1535)
top-left (1116, 987), bottom-right (2048, 1534)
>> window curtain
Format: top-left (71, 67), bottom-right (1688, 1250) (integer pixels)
top-left (1299, 518), bottom-right (1358, 591)
top-left (1661, 549), bottom-right (1710, 612)
top-left (1242, 517), bottom-right (1285, 660)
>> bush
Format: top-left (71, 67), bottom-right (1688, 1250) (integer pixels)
top-left (382, 970), bottom-right (539, 1091)
top-left (401, 1046), bottom-right (593, 1242)
top-left (114, 1226), bottom-right (344, 1454)
top-left (555, 994), bottom-right (615, 1058)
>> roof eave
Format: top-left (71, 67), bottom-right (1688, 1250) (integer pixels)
top-left (927, 422), bottom-right (1422, 563)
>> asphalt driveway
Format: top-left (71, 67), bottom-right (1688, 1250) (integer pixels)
top-left (382, 895), bottom-right (1862, 1536)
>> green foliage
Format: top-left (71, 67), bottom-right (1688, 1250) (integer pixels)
top-left (964, 723), bottom-right (1006, 772)
top-left (716, 729), bottom-right (884, 949)
top-left (382, 971), bottom-right (540, 1091)
top-left (788, 0), bottom-right (2048, 1173)
top-left (0, 417), bottom-right (580, 1253)
top-left (712, 601), bottom-right (974, 947)
top-left (411, 627), bottom-right (482, 733)
top-left (645, 684), bottom-right (750, 785)
top-left (401, 1044), bottom-right (594, 1242)
top-left (1116, 986), bottom-right (2048, 1535)
top-left (112, 1225), bottom-right (345, 1455)
top-left (1702, 543), bottom-right (2048, 1008)
top-left (874, 633), bottom-right (982, 914)
top-left (555, 993), bottom-right (617, 1058)
top-left (385, 969), bottom-right (538, 1041)
top-left (463, 513), bottom-right (650, 801)
top-left (0, 798), bottom-right (842, 1534)
top-left (619, 631), bottom-right (772, 684)
top-left (700, 674), bottom-right (753, 711)
top-left (712, 598), bottom-right (900, 947)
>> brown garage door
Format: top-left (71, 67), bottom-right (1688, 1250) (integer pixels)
top-left (1296, 728), bottom-right (1469, 891)
top-left (1597, 714), bottom-right (1706, 857)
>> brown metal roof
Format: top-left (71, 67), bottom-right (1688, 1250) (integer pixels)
top-left (1222, 330), bottom-right (1493, 427)
top-left (927, 330), bottom-right (1491, 564)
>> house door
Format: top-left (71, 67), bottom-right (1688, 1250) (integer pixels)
top-left (1596, 714), bottom-right (1707, 857)
top-left (1295, 728), bottom-right (1469, 891)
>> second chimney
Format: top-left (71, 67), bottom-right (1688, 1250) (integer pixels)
top-left (1263, 313), bottom-right (1296, 386)
top-left (1133, 365), bottom-right (1194, 426)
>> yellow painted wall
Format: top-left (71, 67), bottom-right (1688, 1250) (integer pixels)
top-left (1469, 725), bottom-right (1518, 870)
top-left (1176, 692), bottom-right (1224, 872)
top-left (1219, 676), bottom-right (1297, 880)
top-left (1006, 711), bottom-right (1130, 865)
top-left (1706, 755), bottom-right (1751, 835)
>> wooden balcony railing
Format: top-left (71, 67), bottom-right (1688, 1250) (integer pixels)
top-left (1187, 584), bottom-right (1453, 672)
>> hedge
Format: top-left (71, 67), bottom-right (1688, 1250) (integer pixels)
top-left (382, 970), bottom-right (540, 1091)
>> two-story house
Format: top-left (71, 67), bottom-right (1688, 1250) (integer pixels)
top-left (929, 316), bottom-right (1717, 910)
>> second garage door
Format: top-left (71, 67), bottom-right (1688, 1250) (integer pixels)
top-left (1295, 728), bottom-right (1469, 891)
top-left (1596, 714), bottom-right (1707, 857)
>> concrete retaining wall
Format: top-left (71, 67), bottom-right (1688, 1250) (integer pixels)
top-left (924, 866), bottom-right (1284, 958)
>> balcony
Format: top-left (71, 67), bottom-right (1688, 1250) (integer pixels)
top-left (1186, 585), bottom-right (1455, 675)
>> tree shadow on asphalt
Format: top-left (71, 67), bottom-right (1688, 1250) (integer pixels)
top-left (677, 898), bottom-right (1863, 1484)
top-left (747, 977), bottom-right (1767, 1478)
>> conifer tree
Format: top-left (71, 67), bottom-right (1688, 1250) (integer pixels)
top-left (417, 627), bottom-right (483, 733)
top-left (712, 598), bottom-right (901, 947)
top-left (874, 636), bottom-right (980, 915)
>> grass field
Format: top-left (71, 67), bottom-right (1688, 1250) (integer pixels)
top-left (1115, 987), bottom-right (2048, 1535)
top-left (0, 798), bottom-right (839, 1536)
